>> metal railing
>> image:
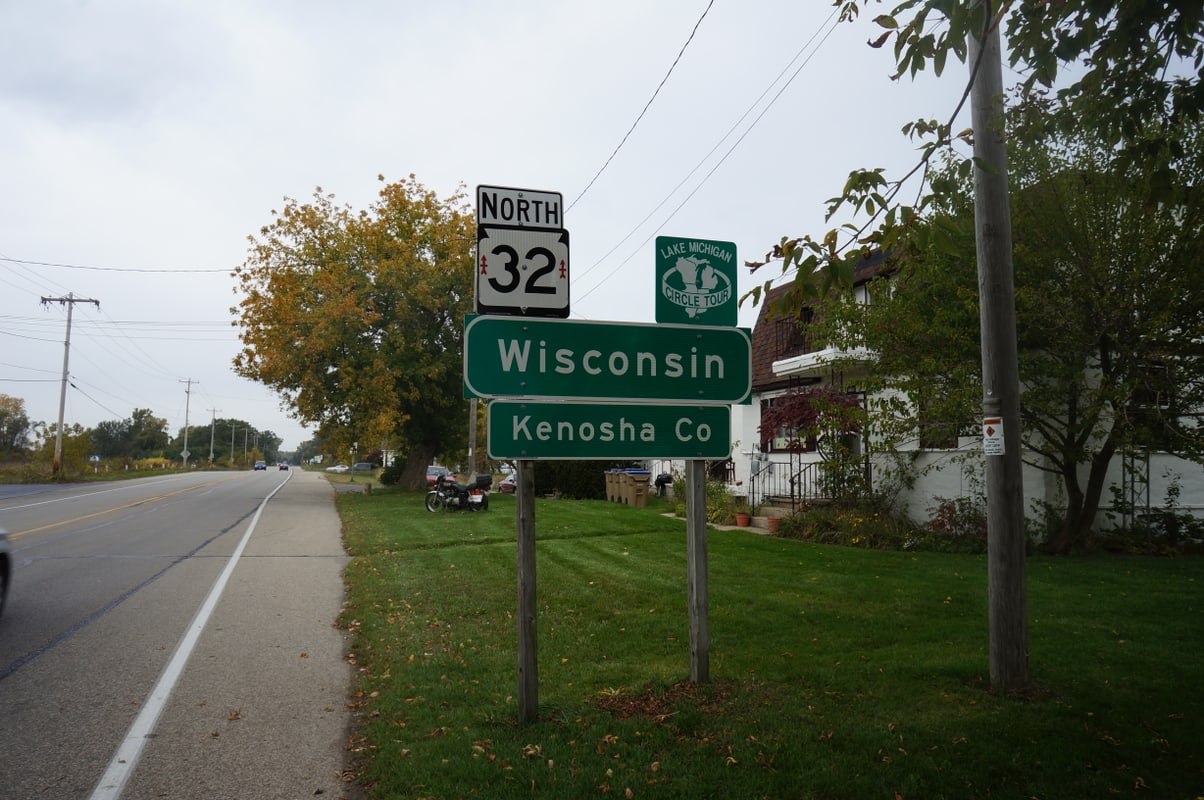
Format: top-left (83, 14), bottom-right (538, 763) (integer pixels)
top-left (749, 457), bottom-right (873, 512)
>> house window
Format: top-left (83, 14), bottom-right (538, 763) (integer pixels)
top-left (760, 395), bottom-right (817, 453)
top-left (774, 308), bottom-right (816, 356)
top-left (918, 399), bottom-right (962, 450)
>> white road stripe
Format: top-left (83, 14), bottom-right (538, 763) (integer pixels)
top-left (88, 471), bottom-right (293, 800)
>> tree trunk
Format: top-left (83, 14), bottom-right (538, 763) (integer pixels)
top-left (401, 446), bottom-right (438, 490)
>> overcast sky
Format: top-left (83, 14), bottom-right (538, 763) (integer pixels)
top-left (0, 0), bottom-right (957, 452)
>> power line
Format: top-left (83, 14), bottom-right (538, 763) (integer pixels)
top-left (1, 255), bottom-right (231, 274)
top-left (566, 0), bottom-right (716, 213)
top-left (573, 6), bottom-right (843, 307)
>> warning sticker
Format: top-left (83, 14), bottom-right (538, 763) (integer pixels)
top-left (983, 417), bottom-right (1005, 456)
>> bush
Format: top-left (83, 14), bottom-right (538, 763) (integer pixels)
top-left (534, 461), bottom-right (642, 500)
top-left (378, 461), bottom-right (405, 486)
top-left (775, 500), bottom-right (917, 550)
top-left (670, 474), bottom-right (741, 524)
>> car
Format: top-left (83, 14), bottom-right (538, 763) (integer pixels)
top-left (254, 460), bottom-right (267, 470)
top-left (498, 473), bottom-right (517, 493)
top-left (278, 462), bottom-right (289, 471)
top-left (351, 462), bottom-right (374, 472)
top-left (0, 528), bottom-right (10, 618)
top-left (325, 464), bottom-right (350, 474)
top-left (426, 465), bottom-right (452, 486)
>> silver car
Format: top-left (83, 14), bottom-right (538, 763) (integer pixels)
top-left (0, 528), bottom-right (10, 618)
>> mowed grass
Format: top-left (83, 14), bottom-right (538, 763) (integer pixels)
top-left (335, 488), bottom-right (1204, 799)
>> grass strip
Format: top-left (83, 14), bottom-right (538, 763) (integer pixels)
top-left (336, 487), bottom-right (1204, 799)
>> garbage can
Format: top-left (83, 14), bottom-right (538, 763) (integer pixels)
top-left (605, 469), bottom-right (619, 503)
top-left (628, 470), bottom-right (651, 508)
top-left (617, 470), bottom-right (633, 504)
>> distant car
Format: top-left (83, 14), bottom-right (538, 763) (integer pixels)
top-left (325, 464), bottom-right (350, 474)
top-left (351, 462), bottom-right (374, 472)
top-left (498, 474), bottom-right (517, 494)
top-left (254, 460), bottom-right (267, 470)
top-left (278, 462), bottom-right (289, 471)
top-left (426, 465), bottom-right (452, 486)
top-left (0, 528), bottom-right (10, 618)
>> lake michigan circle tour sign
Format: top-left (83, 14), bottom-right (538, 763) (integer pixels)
top-left (655, 235), bottom-right (737, 327)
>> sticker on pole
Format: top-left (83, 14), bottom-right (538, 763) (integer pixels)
top-left (982, 417), bottom-right (1005, 456)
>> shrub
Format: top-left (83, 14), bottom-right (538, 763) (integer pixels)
top-left (378, 461), bottom-right (405, 486)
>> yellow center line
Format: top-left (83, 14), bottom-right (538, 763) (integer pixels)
top-left (6, 475), bottom-right (244, 541)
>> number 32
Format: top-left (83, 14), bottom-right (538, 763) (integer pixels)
top-left (487, 244), bottom-right (557, 295)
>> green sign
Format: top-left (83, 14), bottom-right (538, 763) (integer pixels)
top-left (655, 236), bottom-right (738, 326)
top-left (487, 402), bottom-right (731, 460)
top-left (464, 316), bottom-right (751, 404)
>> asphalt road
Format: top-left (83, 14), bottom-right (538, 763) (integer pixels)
top-left (0, 469), bottom-right (361, 799)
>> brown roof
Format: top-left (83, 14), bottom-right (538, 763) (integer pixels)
top-left (749, 252), bottom-right (891, 393)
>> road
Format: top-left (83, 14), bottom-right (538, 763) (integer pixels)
top-left (0, 469), bottom-right (361, 799)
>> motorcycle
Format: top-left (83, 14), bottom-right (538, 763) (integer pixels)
top-left (425, 473), bottom-right (492, 512)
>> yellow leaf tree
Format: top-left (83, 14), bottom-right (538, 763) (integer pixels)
top-left (233, 175), bottom-right (475, 487)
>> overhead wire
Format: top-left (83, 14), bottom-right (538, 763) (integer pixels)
top-left (572, 6), bottom-right (844, 308)
top-left (566, 0), bottom-right (716, 214)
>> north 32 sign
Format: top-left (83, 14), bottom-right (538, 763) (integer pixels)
top-left (476, 225), bottom-right (570, 318)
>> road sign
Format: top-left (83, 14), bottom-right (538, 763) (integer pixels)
top-left (656, 236), bottom-right (738, 326)
top-left (488, 402), bottom-right (731, 460)
top-left (476, 225), bottom-right (570, 318)
top-left (464, 316), bottom-right (751, 404)
top-left (476, 185), bottom-right (563, 230)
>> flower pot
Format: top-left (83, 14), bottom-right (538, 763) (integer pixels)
top-left (735, 513), bottom-right (751, 527)
top-left (766, 516), bottom-right (780, 533)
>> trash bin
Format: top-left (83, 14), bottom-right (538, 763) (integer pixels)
top-left (654, 472), bottom-right (672, 497)
top-left (628, 470), bottom-right (651, 508)
top-left (617, 470), bottom-right (633, 504)
top-left (605, 469), bottom-right (619, 502)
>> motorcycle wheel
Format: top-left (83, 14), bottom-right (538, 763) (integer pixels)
top-left (424, 491), bottom-right (446, 512)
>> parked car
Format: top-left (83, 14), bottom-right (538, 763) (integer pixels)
top-left (426, 465), bottom-right (452, 486)
top-left (254, 460), bottom-right (267, 470)
top-left (0, 528), bottom-right (9, 618)
top-left (498, 473), bottom-right (517, 494)
top-left (325, 464), bottom-right (350, 474)
top-left (351, 462), bottom-right (374, 472)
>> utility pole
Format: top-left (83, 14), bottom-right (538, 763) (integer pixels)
top-left (231, 424), bottom-right (237, 467)
top-left (179, 379), bottom-right (196, 469)
top-left (208, 408), bottom-right (220, 464)
top-left (41, 293), bottom-right (100, 476)
top-left (968, 1), bottom-right (1028, 691)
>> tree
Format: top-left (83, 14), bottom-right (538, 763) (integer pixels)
top-left (749, 1), bottom-right (1204, 302)
top-left (821, 112), bottom-right (1204, 552)
top-left (0, 394), bottom-right (32, 455)
top-left (233, 175), bottom-right (476, 488)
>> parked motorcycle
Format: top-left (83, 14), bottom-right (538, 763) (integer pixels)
top-left (425, 473), bottom-right (492, 512)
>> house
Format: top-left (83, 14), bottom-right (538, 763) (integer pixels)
top-left (729, 256), bottom-right (1204, 531)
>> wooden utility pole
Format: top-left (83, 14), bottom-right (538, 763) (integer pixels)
top-left (515, 459), bottom-right (538, 723)
top-left (41, 293), bottom-right (99, 476)
top-left (968, 2), bottom-right (1028, 690)
top-left (685, 460), bottom-right (710, 683)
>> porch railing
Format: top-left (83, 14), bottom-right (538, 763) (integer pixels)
top-left (749, 458), bottom-right (873, 512)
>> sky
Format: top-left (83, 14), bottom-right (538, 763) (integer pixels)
top-left (0, 0), bottom-right (959, 453)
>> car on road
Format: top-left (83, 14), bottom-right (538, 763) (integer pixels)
top-left (0, 528), bottom-right (10, 618)
top-left (426, 465), bottom-right (452, 486)
top-left (325, 464), bottom-right (350, 474)
top-left (498, 473), bottom-right (517, 493)
top-left (278, 462), bottom-right (289, 470)
top-left (254, 460), bottom-right (267, 470)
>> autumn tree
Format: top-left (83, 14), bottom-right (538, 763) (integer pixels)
top-left (233, 175), bottom-right (475, 487)
top-left (0, 394), bottom-right (32, 455)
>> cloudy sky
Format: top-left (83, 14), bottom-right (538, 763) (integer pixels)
top-left (0, 0), bottom-right (957, 452)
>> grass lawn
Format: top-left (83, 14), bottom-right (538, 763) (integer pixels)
top-left (335, 487), bottom-right (1203, 799)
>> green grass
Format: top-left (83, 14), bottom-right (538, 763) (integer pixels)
top-left (336, 488), bottom-right (1204, 799)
